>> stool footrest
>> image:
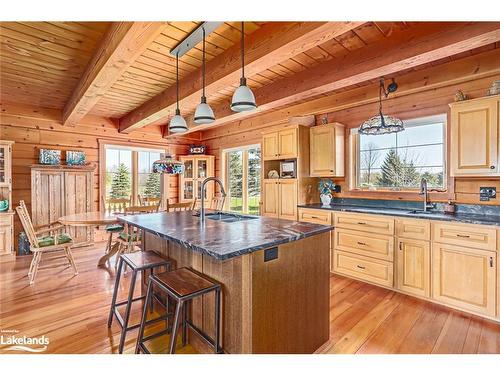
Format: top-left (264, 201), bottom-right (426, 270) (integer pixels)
top-left (185, 320), bottom-right (221, 353)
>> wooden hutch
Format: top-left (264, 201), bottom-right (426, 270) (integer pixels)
top-left (0, 140), bottom-right (14, 257)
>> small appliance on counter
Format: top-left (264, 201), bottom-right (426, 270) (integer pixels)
top-left (280, 160), bottom-right (296, 178)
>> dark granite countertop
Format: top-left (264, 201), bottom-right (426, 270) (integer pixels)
top-left (119, 211), bottom-right (333, 261)
top-left (298, 203), bottom-right (500, 227)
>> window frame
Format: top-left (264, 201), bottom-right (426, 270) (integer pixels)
top-left (98, 140), bottom-right (168, 209)
top-left (349, 114), bottom-right (448, 192)
top-left (221, 143), bottom-right (262, 214)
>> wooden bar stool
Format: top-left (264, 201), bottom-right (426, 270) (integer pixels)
top-left (108, 251), bottom-right (172, 354)
top-left (135, 267), bottom-right (222, 354)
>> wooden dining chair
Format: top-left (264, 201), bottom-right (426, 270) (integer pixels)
top-left (102, 197), bottom-right (130, 255)
top-left (114, 205), bottom-right (159, 268)
top-left (210, 195), bottom-right (226, 211)
top-left (138, 195), bottom-right (161, 208)
top-left (16, 200), bottom-right (78, 285)
top-left (166, 201), bottom-right (194, 212)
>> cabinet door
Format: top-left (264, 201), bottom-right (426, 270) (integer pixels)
top-left (396, 239), bottom-right (430, 298)
top-left (451, 98), bottom-right (499, 176)
top-left (432, 243), bottom-right (496, 316)
top-left (0, 224), bottom-right (12, 255)
top-left (31, 170), bottom-right (65, 227)
top-left (0, 144), bottom-right (11, 186)
top-left (65, 171), bottom-right (92, 244)
top-left (278, 128), bottom-right (298, 159)
top-left (278, 180), bottom-right (297, 220)
top-left (262, 133), bottom-right (279, 160)
top-left (262, 180), bottom-right (279, 217)
top-left (310, 125), bottom-right (336, 176)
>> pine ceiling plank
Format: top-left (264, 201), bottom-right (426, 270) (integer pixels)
top-left (119, 21), bottom-right (365, 133)
top-left (62, 22), bottom-right (169, 126)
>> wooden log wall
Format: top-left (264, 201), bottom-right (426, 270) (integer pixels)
top-left (201, 69), bottom-right (500, 206)
top-left (0, 103), bottom-right (191, 245)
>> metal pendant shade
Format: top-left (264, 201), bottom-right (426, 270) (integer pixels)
top-left (169, 53), bottom-right (188, 133)
top-left (194, 28), bottom-right (215, 124)
top-left (359, 78), bottom-right (404, 135)
top-left (231, 22), bottom-right (257, 112)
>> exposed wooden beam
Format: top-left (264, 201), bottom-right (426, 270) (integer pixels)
top-left (182, 22), bottom-right (500, 134)
top-left (118, 21), bottom-right (365, 133)
top-left (199, 47), bottom-right (500, 141)
top-left (62, 22), bottom-right (168, 127)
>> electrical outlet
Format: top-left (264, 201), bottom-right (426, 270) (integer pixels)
top-left (479, 187), bottom-right (496, 201)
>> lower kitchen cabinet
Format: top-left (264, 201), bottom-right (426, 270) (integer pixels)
top-left (396, 238), bottom-right (430, 298)
top-left (432, 242), bottom-right (496, 316)
top-left (333, 250), bottom-right (393, 288)
top-left (262, 179), bottom-right (297, 220)
top-left (262, 180), bottom-right (279, 217)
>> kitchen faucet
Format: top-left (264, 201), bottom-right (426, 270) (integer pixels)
top-left (200, 177), bottom-right (227, 224)
top-left (419, 178), bottom-right (436, 212)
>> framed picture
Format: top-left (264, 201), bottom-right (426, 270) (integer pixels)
top-left (39, 149), bottom-right (61, 165)
top-left (66, 150), bottom-right (86, 166)
top-left (189, 145), bottom-right (206, 155)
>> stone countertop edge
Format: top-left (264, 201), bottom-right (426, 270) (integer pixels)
top-left (298, 204), bottom-right (500, 227)
top-left (118, 214), bottom-right (333, 261)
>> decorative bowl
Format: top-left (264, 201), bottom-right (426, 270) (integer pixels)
top-left (0, 200), bottom-right (9, 212)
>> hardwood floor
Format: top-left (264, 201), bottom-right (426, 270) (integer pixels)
top-left (1, 243), bottom-right (499, 354)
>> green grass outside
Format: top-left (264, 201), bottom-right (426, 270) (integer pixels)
top-left (229, 196), bottom-right (260, 215)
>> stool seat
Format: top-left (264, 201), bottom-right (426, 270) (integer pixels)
top-left (154, 268), bottom-right (217, 298)
top-left (122, 251), bottom-right (170, 270)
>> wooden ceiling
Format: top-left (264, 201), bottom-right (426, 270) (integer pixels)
top-left (1, 21), bottom-right (500, 137)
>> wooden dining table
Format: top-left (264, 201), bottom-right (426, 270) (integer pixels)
top-left (58, 211), bottom-right (122, 267)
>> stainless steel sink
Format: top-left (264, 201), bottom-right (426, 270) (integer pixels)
top-left (406, 210), bottom-right (434, 215)
top-left (202, 212), bottom-right (258, 223)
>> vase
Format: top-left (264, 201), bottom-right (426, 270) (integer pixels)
top-left (320, 194), bottom-right (332, 206)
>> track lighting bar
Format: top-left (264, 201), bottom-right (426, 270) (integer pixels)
top-left (170, 22), bottom-right (223, 57)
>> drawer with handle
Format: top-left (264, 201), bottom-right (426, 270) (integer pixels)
top-left (334, 228), bottom-right (394, 261)
top-left (334, 212), bottom-right (394, 235)
top-left (297, 208), bottom-right (332, 225)
top-left (432, 221), bottom-right (497, 251)
top-left (333, 250), bottom-right (393, 287)
top-left (396, 218), bottom-right (430, 241)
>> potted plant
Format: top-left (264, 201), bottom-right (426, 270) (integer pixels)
top-left (318, 179), bottom-right (336, 206)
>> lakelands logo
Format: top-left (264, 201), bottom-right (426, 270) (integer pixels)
top-left (0, 329), bottom-right (49, 353)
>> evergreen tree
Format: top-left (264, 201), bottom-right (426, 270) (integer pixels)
top-left (110, 163), bottom-right (131, 199)
top-left (248, 148), bottom-right (261, 197)
top-left (228, 152), bottom-right (243, 197)
top-left (377, 149), bottom-right (420, 188)
top-left (143, 172), bottom-right (161, 197)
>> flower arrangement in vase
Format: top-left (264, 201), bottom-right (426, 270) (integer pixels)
top-left (318, 179), bottom-right (337, 206)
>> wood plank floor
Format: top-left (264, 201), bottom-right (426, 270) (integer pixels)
top-left (1, 243), bottom-right (499, 354)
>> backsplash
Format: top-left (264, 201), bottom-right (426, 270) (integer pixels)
top-left (330, 197), bottom-right (500, 217)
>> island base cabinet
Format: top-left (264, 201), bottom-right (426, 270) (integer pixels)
top-left (432, 243), bottom-right (496, 317)
top-left (395, 239), bottom-right (430, 298)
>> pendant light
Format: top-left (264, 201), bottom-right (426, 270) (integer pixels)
top-left (169, 52), bottom-right (188, 133)
top-left (152, 153), bottom-right (185, 175)
top-left (359, 78), bottom-right (404, 135)
top-left (230, 22), bottom-right (257, 112)
top-left (194, 27), bottom-right (215, 124)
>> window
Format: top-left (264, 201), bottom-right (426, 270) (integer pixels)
top-left (223, 145), bottom-right (261, 214)
top-left (352, 115), bottom-right (446, 191)
top-left (102, 143), bottom-right (166, 206)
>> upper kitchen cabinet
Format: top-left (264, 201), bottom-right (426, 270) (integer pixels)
top-left (450, 95), bottom-right (500, 177)
top-left (262, 128), bottom-right (298, 160)
top-left (309, 123), bottom-right (345, 177)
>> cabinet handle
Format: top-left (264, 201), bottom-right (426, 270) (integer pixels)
top-left (456, 234), bottom-right (470, 238)
top-left (357, 222), bottom-right (366, 225)
top-left (399, 242), bottom-right (403, 251)
top-left (357, 241), bottom-right (367, 246)
top-left (490, 165), bottom-right (495, 169)
top-left (356, 265), bottom-right (366, 270)
top-left (490, 257), bottom-right (494, 268)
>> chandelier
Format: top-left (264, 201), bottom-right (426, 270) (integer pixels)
top-left (152, 154), bottom-right (185, 175)
top-left (359, 78), bottom-right (404, 135)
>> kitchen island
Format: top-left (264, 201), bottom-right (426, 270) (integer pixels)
top-left (119, 211), bottom-right (332, 354)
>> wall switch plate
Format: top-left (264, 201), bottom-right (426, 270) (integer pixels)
top-left (264, 247), bottom-right (278, 262)
top-left (479, 187), bottom-right (496, 201)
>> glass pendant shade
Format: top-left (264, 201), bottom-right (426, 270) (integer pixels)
top-left (152, 155), bottom-right (185, 175)
top-left (169, 108), bottom-right (188, 133)
top-left (359, 112), bottom-right (404, 135)
top-left (231, 77), bottom-right (257, 112)
top-left (194, 96), bottom-right (215, 124)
